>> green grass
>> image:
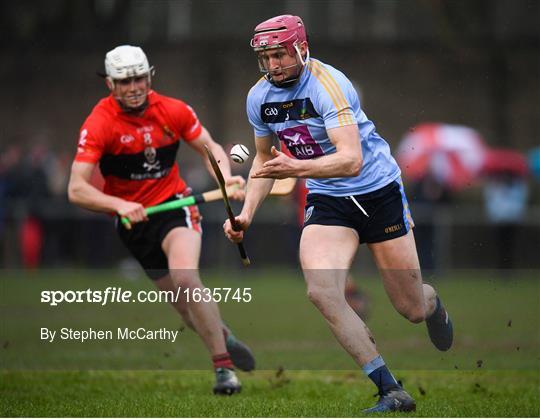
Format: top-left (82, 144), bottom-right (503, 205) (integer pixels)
top-left (1, 268), bottom-right (539, 416)
top-left (1, 370), bottom-right (538, 417)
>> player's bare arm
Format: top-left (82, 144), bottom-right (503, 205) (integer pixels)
top-left (68, 161), bottom-right (147, 223)
top-left (187, 128), bottom-right (245, 200)
top-left (252, 124), bottom-right (363, 179)
top-left (242, 134), bottom-right (277, 219)
top-left (224, 134), bottom-right (275, 243)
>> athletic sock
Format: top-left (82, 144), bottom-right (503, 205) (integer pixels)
top-left (427, 296), bottom-right (442, 320)
top-left (212, 352), bottom-right (234, 370)
top-left (362, 355), bottom-right (400, 394)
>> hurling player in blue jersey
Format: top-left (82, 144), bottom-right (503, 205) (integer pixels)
top-left (224, 15), bottom-right (453, 413)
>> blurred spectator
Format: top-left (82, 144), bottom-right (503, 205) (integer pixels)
top-left (17, 143), bottom-right (53, 269)
top-left (483, 174), bottom-right (528, 270)
top-left (482, 149), bottom-right (529, 270)
top-left (409, 174), bottom-right (453, 271)
top-left (0, 145), bottom-right (23, 196)
top-left (0, 145), bottom-right (23, 263)
top-left (0, 142), bottom-right (73, 268)
top-left (396, 123), bottom-right (486, 271)
top-left (484, 174), bottom-right (528, 223)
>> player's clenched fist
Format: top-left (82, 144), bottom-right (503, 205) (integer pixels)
top-left (223, 215), bottom-right (250, 243)
top-left (117, 201), bottom-right (148, 225)
top-left (225, 175), bottom-right (246, 201)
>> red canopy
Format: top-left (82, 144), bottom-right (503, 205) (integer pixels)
top-left (482, 148), bottom-right (529, 178)
top-left (397, 123), bottom-right (488, 190)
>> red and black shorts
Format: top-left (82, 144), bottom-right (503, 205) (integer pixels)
top-left (303, 179), bottom-right (414, 244)
top-left (116, 193), bottom-right (202, 280)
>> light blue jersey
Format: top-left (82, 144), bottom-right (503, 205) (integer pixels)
top-left (247, 58), bottom-right (401, 196)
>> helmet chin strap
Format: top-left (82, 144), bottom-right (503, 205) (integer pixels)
top-left (295, 43), bottom-right (310, 66)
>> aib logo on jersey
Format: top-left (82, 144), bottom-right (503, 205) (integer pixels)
top-left (261, 98), bottom-right (319, 123)
top-left (277, 126), bottom-right (324, 160)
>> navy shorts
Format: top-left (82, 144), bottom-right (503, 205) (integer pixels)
top-left (116, 194), bottom-right (202, 280)
top-left (303, 179), bottom-right (414, 244)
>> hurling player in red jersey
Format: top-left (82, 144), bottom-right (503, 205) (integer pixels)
top-left (68, 45), bottom-right (252, 395)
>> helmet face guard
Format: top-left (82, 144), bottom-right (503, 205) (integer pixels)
top-left (250, 15), bottom-right (309, 87)
top-left (253, 42), bottom-right (310, 72)
top-left (104, 45), bottom-right (155, 112)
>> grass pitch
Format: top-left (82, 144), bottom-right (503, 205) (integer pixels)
top-left (2, 370), bottom-right (538, 417)
top-left (1, 268), bottom-right (539, 416)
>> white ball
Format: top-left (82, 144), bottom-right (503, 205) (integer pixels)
top-left (230, 144), bottom-right (250, 164)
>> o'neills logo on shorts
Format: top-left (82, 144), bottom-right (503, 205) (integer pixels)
top-left (384, 223), bottom-right (403, 234)
top-left (304, 206), bottom-right (314, 223)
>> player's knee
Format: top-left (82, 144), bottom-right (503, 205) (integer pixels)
top-left (307, 285), bottom-right (342, 309)
top-left (306, 287), bottom-right (318, 305)
top-left (307, 285), bottom-right (326, 307)
top-left (170, 271), bottom-right (202, 290)
top-left (173, 297), bottom-right (189, 315)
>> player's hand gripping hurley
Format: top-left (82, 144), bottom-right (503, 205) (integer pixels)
top-left (204, 145), bottom-right (250, 266)
top-left (204, 145), bottom-right (251, 266)
top-left (120, 187), bottom-right (236, 229)
top-left (120, 178), bottom-right (295, 230)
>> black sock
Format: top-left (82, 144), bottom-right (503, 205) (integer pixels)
top-left (363, 355), bottom-right (401, 394)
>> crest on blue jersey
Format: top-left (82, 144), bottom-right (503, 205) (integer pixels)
top-left (261, 98), bottom-right (319, 123)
